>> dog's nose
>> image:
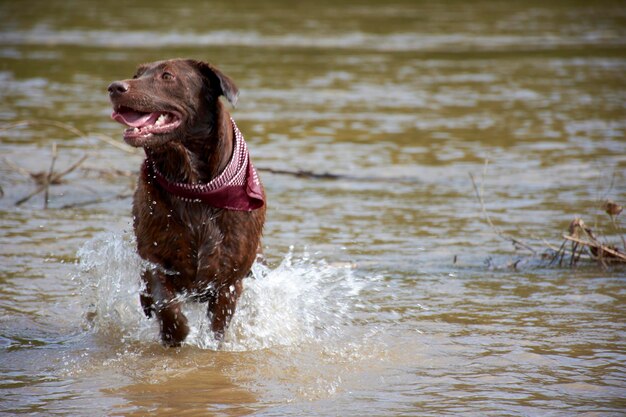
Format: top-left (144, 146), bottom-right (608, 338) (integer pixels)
top-left (108, 81), bottom-right (130, 96)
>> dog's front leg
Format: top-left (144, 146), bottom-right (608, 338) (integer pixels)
top-left (142, 269), bottom-right (189, 347)
top-left (139, 274), bottom-right (155, 318)
top-left (208, 279), bottom-right (243, 340)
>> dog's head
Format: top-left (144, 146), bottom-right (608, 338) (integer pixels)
top-left (108, 59), bottom-right (238, 148)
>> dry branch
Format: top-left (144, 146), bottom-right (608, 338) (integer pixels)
top-left (1, 119), bottom-right (138, 154)
top-left (470, 161), bottom-right (625, 268)
top-left (562, 235), bottom-right (626, 262)
top-left (43, 142), bottom-right (58, 209)
top-left (13, 148), bottom-right (88, 208)
top-left (469, 162), bottom-right (536, 254)
top-left (554, 217), bottom-right (626, 266)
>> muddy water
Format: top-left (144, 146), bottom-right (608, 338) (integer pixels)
top-left (1, 0), bottom-right (626, 415)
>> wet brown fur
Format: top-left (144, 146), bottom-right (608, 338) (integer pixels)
top-left (108, 59), bottom-right (265, 346)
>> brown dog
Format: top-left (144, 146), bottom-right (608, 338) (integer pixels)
top-left (108, 59), bottom-right (265, 347)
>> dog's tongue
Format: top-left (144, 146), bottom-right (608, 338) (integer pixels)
top-left (111, 110), bottom-right (158, 128)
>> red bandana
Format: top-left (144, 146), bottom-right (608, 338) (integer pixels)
top-left (144, 118), bottom-right (264, 211)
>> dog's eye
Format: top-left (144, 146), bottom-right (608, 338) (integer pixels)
top-left (162, 72), bottom-right (174, 80)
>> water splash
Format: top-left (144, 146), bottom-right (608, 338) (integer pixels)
top-left (75, 233), bottom-right (364, 351)
top-left (221, 249), bottom-right (363, 351)
top-left (75, 232), bottom-right (159, 345)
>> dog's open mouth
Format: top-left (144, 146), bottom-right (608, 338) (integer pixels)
top-left (111, 106), bottom-right (182, 140)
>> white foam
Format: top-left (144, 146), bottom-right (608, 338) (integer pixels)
top-left (75, 233), bottom-right (364, 351)
top-left (74, 232), bottom-right (159, 344)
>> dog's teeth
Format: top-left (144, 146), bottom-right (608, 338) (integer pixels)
top-left (156, 114), bottom-right (166, 126)
top-left (133, 127), bottom-right (140, 133)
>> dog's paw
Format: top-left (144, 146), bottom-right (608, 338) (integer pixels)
top-left (159, 308), bottom-right (190, 347)
top-left (139, 293), bottom-right (155, 318)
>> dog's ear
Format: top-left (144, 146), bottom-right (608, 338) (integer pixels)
top-left (190, 60), bottom-right (239, 107)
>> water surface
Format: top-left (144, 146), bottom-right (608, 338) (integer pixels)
top-left (1, 1), bottom-right (625, 416)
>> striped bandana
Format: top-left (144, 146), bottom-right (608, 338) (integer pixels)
top-left (144, 117), bottom-right (264, 211)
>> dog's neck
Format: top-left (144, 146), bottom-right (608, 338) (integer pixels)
top-left (146, 104), bottom-right (234, 185)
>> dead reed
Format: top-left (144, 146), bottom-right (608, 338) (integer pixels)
top-left (470, 161), bottom-right (625, 268)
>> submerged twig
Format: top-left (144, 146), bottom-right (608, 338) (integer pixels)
top-left (257, 166), bottom-right (417, 183)
top-left (82, 166), bottom-right (136, 178)
top-left (58, 191), bottom-right (133, 209)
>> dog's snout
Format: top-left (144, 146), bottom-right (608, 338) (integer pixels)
top-left (108, 81), bottom-right (130, 96)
